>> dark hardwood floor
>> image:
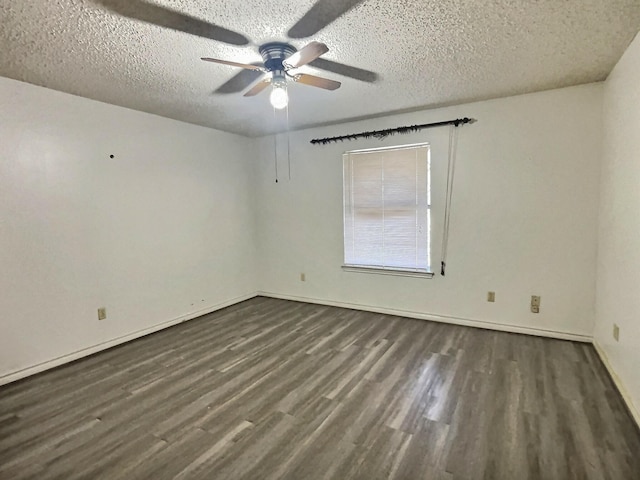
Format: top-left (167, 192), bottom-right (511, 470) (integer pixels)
top-left (1, 297), bottom-right (639, 479)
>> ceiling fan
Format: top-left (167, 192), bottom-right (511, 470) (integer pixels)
top-left (93, 0), bottom-right (378, 107)
top-left (202, 41), bottom-right (339, 109)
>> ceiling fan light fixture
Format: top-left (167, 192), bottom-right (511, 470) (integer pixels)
top-left (270, 82), bottom-right (288, 110)
top-left (203, 40), bottom-right (343, 107)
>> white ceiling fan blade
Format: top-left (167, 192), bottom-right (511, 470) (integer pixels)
top-left (294, 73), bottom-right (341, 90)
top-left (284, 42), bottom-right (329, 69)
top-left (244, 77), bottom-right (272, 97)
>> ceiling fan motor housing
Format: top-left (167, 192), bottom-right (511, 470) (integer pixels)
top-left (259, 42), bottom-right (296, 82)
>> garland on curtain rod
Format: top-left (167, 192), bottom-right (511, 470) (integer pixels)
top-left (310, 117), bottom-right (476, 145)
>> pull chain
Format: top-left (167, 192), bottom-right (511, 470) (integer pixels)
top-left (286, 102), bottom-right (291, 180)
top-left (273, 105), bottom-right (278, 183)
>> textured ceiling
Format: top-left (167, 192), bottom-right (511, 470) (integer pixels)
top-left (1, 0), bottom-right (639, 137)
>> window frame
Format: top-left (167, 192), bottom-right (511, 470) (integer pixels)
top-left (341, 142), bottom-right (434, 279)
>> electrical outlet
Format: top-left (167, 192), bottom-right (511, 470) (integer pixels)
top-left (530, 295), bottom-right (540, 313)
top-left (98, 307), bottom-right (107, 321)
top-left (487, 291), bottom-right (495, 302)
top-left (613, 324), bottom-right (620, 342)
top-left (300, 273), bottom-right (306, 282)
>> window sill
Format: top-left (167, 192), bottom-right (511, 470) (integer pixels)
top-left (341, 265), bottom-right (434, 279)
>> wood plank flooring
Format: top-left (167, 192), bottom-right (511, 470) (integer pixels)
top-left (1, 297), bottom-right (639, 479)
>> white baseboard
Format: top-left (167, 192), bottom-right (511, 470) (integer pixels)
top-left (593, 341), bottom-right (640, 429)
top-left (0, 291), bottom-right (595, 388)
top-left (0, 292), bottom-right (258, 387)
top-left (257, 291), bottom-right (593, 343)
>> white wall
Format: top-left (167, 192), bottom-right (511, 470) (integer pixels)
top-left (0, 77), bottom-right (608, 385)
top-left (595, 33), bottom-right (640, 422)
top-left (255, 84), bottom-right (603, 340)
top-left (0, 77), bottom-right (257, 382)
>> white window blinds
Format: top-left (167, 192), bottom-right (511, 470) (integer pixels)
top-left (343, 143), bottom-right (431, 273)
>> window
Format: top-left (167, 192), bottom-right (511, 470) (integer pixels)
top-left (343, 143), bottom-right (431, 276)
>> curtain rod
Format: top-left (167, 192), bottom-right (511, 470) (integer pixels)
top-left (310, 117), bottom-right (476, 145)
